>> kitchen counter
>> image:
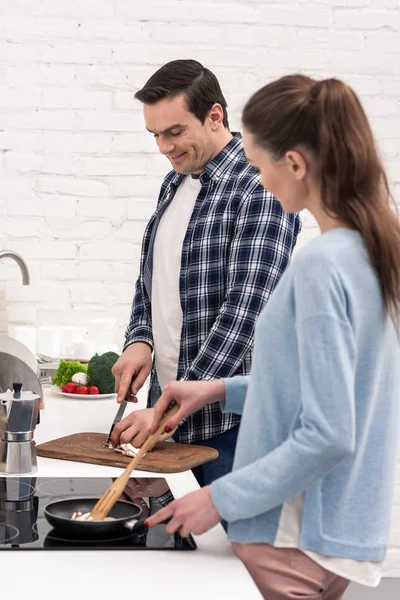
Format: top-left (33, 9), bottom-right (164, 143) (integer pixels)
top-left (2, 386), bottom-right (261, 600)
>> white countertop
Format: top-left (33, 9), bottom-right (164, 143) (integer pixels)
top-left (2, 387), bottom-right (261, 600)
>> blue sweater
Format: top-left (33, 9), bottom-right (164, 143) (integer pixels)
top-left (210, 228), bottom-right (400, 561)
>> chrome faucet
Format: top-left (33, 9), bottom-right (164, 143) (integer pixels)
top-left (0, 251), bottom-right (30, 285)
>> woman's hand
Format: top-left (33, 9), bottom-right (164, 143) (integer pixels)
top-left (144, 486), bottom-right (222, 538)
top-left (149, 379), bottom-right (226, 435)
top-left (110, 408), bottom-right (178, 448)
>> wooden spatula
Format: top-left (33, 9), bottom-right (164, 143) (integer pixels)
top-left (89, 403), bottom-right (179, 521)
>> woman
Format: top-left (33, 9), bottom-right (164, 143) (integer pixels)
top-left (144, 74), bottom-right (400, 599)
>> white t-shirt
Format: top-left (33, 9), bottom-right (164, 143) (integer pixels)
top-left (275, 493), bottom-right (383, 587)
top-left (151, 175), bottom-right (201, 391)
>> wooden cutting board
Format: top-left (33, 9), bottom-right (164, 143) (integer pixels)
top-left (36, 432), bottom-right (219, 473)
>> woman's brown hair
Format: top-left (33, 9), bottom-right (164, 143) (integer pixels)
top-left (242, 74), bottom-right (400, 332)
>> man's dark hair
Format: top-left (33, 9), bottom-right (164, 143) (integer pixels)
top-left (135, 59), bottom-right (229, 128)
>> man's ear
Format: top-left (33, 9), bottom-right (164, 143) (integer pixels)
top-left (208, 103), bottom-right (224, 129)
top-left (284, 149), bottom-right (308, 180)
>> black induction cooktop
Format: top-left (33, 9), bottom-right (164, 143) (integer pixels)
top-left (0, 476), bottom-right (196, 551)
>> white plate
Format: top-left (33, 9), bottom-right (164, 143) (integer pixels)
top-left (52, 386), bottom-right (116, 401)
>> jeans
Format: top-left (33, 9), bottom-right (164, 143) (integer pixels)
top-left (172, 424), bottom-right (239, 531)
top-left (190, 424), bottom-right (240, 487)
top-left (191, 425), bottom-right (240, 532)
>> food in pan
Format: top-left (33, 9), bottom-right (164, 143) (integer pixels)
top-left (71, 511), bottom-right (115, 522)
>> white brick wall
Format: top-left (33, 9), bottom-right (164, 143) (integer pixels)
top-left (0, 0), bottom-right (399, 574)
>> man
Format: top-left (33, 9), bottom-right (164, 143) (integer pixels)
top-left (111, 59), bottom-right (301, 487)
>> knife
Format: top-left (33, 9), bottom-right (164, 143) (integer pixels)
top-left (105, 400), bottom-right (128, 446)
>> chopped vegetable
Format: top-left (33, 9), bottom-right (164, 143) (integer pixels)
top-left (108, 441), bottom-right (142, 457)
top-left (53, 360), bottom-right (88, 387)
top-left (72, 372), bottom-right (88, 385)
top-left (87, 351), bottom-right (119, 394)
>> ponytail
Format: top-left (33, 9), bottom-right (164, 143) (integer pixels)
top-left (315, 79), bottom-right (400, 331)
top-left (243, 74), bottom-right (400, 332)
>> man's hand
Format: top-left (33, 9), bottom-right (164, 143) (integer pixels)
top-left (144, 486), bottom-right (222, 538)
top-left (112, 342), bottom-right (152, 403)
top-left (150, 379), bottom-right (226, 436)
top-left (110, 408), bottom-right (177, 448)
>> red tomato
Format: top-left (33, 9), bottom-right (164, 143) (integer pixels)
top-left (65, 382), bottom-right (77, 393)
top-left (89, 386), bottom-right (100, 395)
top-left (76, 386), bottom-right (89, 395)
top-left (61, 385), bottom-right (68, 393)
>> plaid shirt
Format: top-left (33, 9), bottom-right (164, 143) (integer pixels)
top-left (124, 133), bottom-right (301, 444)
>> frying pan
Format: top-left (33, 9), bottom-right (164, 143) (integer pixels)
top-left (44, 497), bottom-right (144, 537)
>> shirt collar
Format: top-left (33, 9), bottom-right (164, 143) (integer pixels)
top-left (200, 132), bottom-right (242, 184)
top-left (168, 132), bottom-right (243, 187)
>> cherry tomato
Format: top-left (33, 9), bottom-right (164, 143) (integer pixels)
top-left (89, 386), bottom-right (100, 395)
top-left (61, 385), bottom-right (69, 393)
top-left (65, 382), bottom-right (77, 394)
top-left (76, 386), bottom-right (89, 395)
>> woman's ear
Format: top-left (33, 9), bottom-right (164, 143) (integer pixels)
top-left (285, 150), bottom-right (308, 181)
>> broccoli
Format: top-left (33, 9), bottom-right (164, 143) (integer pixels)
top-left (52, 360), bottom-right (88, 387)
top-left (87, 351), bottom-right (120, 394)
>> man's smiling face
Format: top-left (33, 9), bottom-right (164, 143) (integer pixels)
top-left (144, 94), bottom-right (217, 175)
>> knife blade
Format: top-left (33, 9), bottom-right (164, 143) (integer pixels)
top-left (105, 400), bottom-right (128, 446)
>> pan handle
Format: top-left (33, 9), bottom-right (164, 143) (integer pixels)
top-left (124, 517), bottom-right (170, 533)
top-left (124, 518), bottom-right (141, 531)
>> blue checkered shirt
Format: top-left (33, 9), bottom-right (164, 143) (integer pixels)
top-left (124, 133), bottom-right (301, 444)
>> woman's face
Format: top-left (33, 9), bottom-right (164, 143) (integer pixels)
top-left (242, 128), bottom-right (311, 214)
